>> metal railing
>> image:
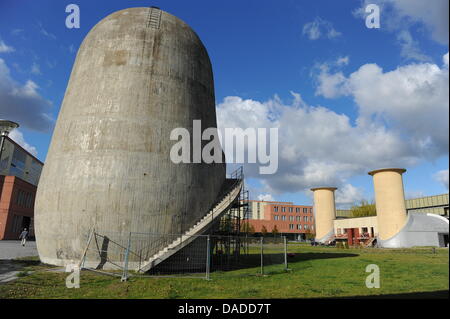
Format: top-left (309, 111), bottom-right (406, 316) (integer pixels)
top-left (79, 231), bottom-right (289, 281)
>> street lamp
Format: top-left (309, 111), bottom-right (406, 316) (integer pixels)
top-left (0, 119), bottom-right (19, 172)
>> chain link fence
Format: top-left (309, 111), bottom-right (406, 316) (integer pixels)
top-left (79, 230), bottom-right (288, 280)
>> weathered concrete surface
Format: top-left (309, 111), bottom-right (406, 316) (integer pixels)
top-left (35, 7), bottom-right (225, 268)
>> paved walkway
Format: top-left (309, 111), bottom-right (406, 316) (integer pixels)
top-left (0, 241), bottom-right (38, 283)
top-left (0, 240), bottom-right (38, 260)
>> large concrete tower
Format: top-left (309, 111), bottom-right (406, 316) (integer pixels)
top-left (35, 7), bottom-right (225, 267)
top-left (368, 168), bottom-right (407, 240)
top-left (311, 187), bottom-right (337, 243)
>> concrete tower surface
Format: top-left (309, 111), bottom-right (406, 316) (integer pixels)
top-left (35, 7), bottom-right (225, 267)
top-left (311, 187), bottom-right (337, 243)
top-left (368, 168), bottom-right (407, 240)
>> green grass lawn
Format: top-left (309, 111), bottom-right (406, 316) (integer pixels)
top-left (0, 245), bottom-right (448, 299)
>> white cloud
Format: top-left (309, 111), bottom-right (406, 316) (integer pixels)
top-left (390, 0), bottom-right (449, 45)
top-left (302, 17), bottom-right (342, 40)
top-left (0, 39), bottom-right (14, 53)
top-left (31, 62), bottom-right (41, 75)
top-left (354, 0), bottom-right (448, 59)
top-left (312, 56), bottom-right (350, 98)
top-left (8, 129), bottom-right (38, 157)
top-left (314, 68), bottom-right (347, 99)
top-left (336, 56), bottom-right (350, 66)
top-left (218, 92), bottom-right (420, 196)
top-left (257, 194), bottom-right (275, 202)
top-left (397, 30), bottom-right (431, 62)
top-left (314, 52), bottom-right (449, 158)
top-left (335, 184), bottom-right (365, 208)
top-left (0, 58), bottom-right (54, 132)
top-left (434, 169), bottom-right (449, 190)
top-left (218, 53), bottom-right (449, 197)
top-left (11, 29), bottom-right (24, 36)
top-left (37, 22), bottom-right (56, 40)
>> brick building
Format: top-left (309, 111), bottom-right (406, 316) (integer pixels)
top-left (244, 200), bottom-right (315, 240)
top-left (0, 176), bottom-right (37, 239)
top-left (0, 135), bottom-right (43, 240)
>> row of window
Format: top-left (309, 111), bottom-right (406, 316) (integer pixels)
top-left (288, 224), bottom-right (313, 230)
top-left (273, 206), bottom-right (313, 214)
top-left (274, 215), bottom-right (314, 222)
top-left (15, 189), bottom-right (34, 209)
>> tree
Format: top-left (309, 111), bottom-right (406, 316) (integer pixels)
top-left (261, 225), bottom-right (268, 236)
top-left (351, 200), bottom-right (376, 217)
top-left (271, 225), bottom-right (279, 236)
top-left (241, 222), bottom-right (255, 234)
top-left (305, 230), bottom-right (315, 240)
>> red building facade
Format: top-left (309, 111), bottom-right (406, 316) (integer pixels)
top-left (245, 201), bottom-right (315, 239)
top-left (0, 175), bottom-right (37, 240)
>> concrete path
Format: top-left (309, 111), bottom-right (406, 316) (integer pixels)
top-left (0, 240), bottom-right (38, 284)
top-left (0, 240), bottom-right (38, 260)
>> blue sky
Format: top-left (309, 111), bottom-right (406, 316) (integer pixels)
top-left (0, 0), bottom-right (448, 207)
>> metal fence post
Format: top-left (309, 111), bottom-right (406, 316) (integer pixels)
top-left (79, 227), bottom-right (95, 269)
top-left (260, 236), bottom-right (264, 275)
top-left (284, 236), bottom-right (288, 271)
top-left (206, 235), bottom-right (211, 280)
top-left (121, 232), bottom-right (132, 282)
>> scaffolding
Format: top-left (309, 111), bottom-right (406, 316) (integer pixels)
top-left (209, 166), bottom-right (250, 271)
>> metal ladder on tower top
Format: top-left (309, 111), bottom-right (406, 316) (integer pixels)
top-left (147, 7), bottom-right (162, 29)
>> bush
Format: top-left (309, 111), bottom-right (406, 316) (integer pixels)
top-left (351, 200), bottom-right (376, 217)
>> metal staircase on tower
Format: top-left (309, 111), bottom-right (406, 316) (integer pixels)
top-left (137, 177), bottom-right (243, 273)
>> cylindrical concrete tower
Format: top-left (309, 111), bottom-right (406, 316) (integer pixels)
top-left (368, 168), bottom-right (407, 240)
top-left (311, 187), bottom-right (337, 242)
top-left (35, 7), bottom-right (225, 267)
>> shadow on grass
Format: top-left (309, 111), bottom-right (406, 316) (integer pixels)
top-left (209, 252), bottom-right (359, 273)
top-left (288, 252), bottom-right (359, 263)
top-left (0, 259), bottom-right (41, 275)
top-left (334, 290), bottom-right (449, 299)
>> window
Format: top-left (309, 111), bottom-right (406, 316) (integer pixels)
top-left (289, 216), bottom-right (294, 221)
top-left (273, 206), bottom-right (279, 212)
top-left (296, 216), bottom-right (300, 221)
top-left (289, 224), bottom-right (294, 230)
top-left (10, 148), bottom-right (27, 179)
top-left (303, 208), bottom-right (308, 213)
top-left (310, 208), bottom-right (313, 213)
top-left (297, 224), bottom-right (302, 230)
top-left (288, 207), bottom-right (293, 213)
top-left (304, 224), bottom-right (308, 230)
top-left (303, 216), bottom-right (307, 222)
top-left (296, 207), bottom-right (300, 213)
top-left (12, 215), bottom-right (23, 233)
top-left (310, 217), bottom-right (314, 222)
top-left (274, 215), bottom-right (279, 221)
top-left (281, 207), bottom-right (286, 212)
top-left (15, 190), bottom-right (33, 209)
top-left (281, 216), bottom-right (286, 221)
